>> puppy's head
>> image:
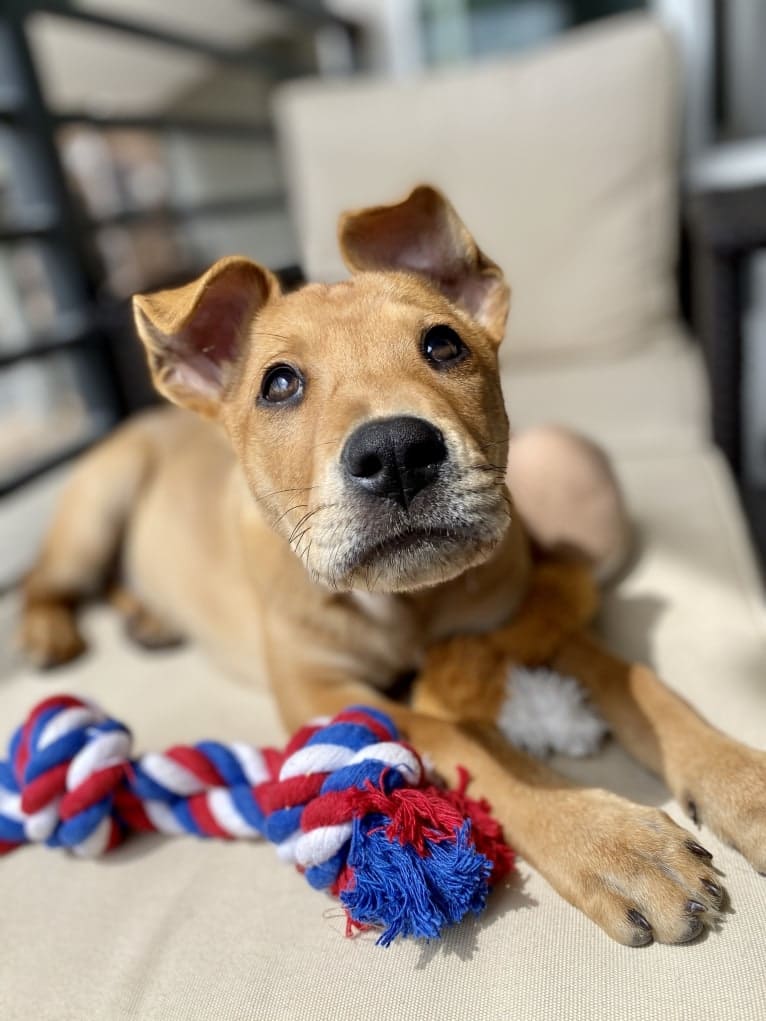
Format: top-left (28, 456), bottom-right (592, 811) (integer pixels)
top-left (133, 186), bottom-right (512, 593)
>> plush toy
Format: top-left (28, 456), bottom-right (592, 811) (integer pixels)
top-left (412, 556), bottom-right (608, 757)
top-left (0, 696), bottom-right (513, 945)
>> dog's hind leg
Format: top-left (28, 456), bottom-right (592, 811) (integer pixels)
top-left (507, 425), bottom-right (633, 583)
top-left (18, 423), bottom-right (154, 668)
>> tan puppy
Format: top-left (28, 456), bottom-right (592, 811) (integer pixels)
top-left (19, 186), bottom-right (766, 947)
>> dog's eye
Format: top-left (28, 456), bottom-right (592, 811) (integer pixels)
top-left (260, 364), bottom-right (303, 404)
top-left (421, 325), bottom-right (468, 368)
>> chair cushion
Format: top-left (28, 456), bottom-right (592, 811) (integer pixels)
top-left (274, 13), bottom-right (680, 361)
top-left (1, 446), bottom-right (764, 1020)
top-left (501, 323), bottom-right (710, 455)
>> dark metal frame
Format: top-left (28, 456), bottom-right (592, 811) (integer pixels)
top-left (684, 2), bottom-right (766, 485)
top-left (0, 0), bottom-right (350, 497)
top-left (687, 184), bottom-right (766, 479)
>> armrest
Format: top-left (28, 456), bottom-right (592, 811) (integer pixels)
top-left (688, 184), bottom-right (766, 254)
top-left (686, 184), bottom-right (766, 477)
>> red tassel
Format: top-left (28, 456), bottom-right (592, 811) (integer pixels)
top-left (440, 766), bottom-right (515, 882)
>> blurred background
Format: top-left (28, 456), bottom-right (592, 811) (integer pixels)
top-left (1, 0), bottom-right (765, 592)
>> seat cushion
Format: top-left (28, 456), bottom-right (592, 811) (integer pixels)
top-left (274, 13), bottom-right (680, 361)
top-left (1, 446), bottom-right (764, 1020)
top-left (501, 323), bottom-right (711, 455)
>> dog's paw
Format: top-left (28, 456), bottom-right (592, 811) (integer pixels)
top-left (535, 789), bottom-right (724, 945)
top-left (675, 738), bottom-right (766, 875)
top-left (17, 601), bottom-right (87, 669)
top-left (124, 607), bottom-right (185, 651)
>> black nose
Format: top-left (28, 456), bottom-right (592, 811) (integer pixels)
top-left (341, 416), bottom-right (447, 508)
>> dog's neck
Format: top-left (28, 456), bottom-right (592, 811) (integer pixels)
top-left (407, 516), bottom-right (532, 641)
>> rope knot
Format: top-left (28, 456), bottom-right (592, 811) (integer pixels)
top-left (2, 695), bottom-right (131, 855)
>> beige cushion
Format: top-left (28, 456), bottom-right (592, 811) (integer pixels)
top-left (1, 446), bottom-right (765, 1020)
top-left (274, 13), bottom-right (680, 361)
top-left (502, 322), bottom-right (710, 455)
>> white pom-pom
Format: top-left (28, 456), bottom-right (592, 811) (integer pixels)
top-left (497, 665), bottom-right (608, 758)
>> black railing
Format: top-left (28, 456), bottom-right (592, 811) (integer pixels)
top-left (0, 0), bottom-right (351, 497)
top-left (53, 111), bottom-right (275, 141)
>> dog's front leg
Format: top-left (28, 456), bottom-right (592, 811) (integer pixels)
top-left (553, 631), bottom-right (766, 875)
top-left (271, 663), bottom-right (724, 945)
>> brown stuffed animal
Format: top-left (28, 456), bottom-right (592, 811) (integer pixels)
top-left (412, 555), bottom-right (604, 743)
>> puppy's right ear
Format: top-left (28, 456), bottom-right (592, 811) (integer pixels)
top-left (133, 256), bottom-right (279, 418)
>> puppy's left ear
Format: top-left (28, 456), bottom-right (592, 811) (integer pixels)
top-left (338, 185), bottom-right (510, 345)
top-left (133, 256), bottom-right (279, 418)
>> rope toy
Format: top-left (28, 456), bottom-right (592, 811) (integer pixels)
top-left (0, 695), bottom-right (513, 945)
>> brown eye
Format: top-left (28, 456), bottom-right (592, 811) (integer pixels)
top-left (421, 325), bottom-right (468, 367)
top-left (260, 364), bottom-right (303, 404)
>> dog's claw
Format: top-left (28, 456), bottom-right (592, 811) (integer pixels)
top-left (627, 908), bottom-right (652, 931)
top-left (682, 916), bottom-right (705, 942)
top-left (701, 878), bottom-right (723, 904)
top-left (685, 839), bottom-right (712, 860)
top-left (627, 908), bottom-right (653, 946)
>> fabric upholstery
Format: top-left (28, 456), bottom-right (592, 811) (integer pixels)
top-left (274, 14), bottom-right (680, 361)
top-left (503, 322), bottom-right (710, 455)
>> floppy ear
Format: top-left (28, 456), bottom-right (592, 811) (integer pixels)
top-left (338, 185), bottom-right (510, 344)
top-left (133, 256), bottom-right (279, 418)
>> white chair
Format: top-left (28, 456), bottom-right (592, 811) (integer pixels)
top-left (1, 14), bottom-right (763, 1020)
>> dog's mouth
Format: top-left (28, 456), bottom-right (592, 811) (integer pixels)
top-left (349, 525), bottom-right (479, 570)
top-left (327, 518), bottom-right (499, 592)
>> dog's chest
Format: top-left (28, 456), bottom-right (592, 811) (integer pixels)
top-left (349, 590), bottom-right (409, 628)
top-left (343, 591), bottom-right (427, 688)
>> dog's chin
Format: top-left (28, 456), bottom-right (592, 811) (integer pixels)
top-left (317, 523), bottom-right (505, 594)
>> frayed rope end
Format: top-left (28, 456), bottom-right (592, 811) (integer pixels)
top-left (334, 772), bottom-right (514, 945)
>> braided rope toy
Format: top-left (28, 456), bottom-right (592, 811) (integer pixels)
top-left (0, 694), bottom-right (513, 945)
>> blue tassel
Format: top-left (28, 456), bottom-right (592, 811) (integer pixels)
top-left (341, 816), bottom-right (492, 946)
